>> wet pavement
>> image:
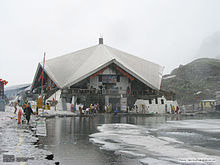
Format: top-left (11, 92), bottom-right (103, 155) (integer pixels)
top-left (39, 113), bottom-right (220, 164)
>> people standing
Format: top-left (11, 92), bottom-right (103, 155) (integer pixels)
top-left (165, 104), bottom-right (168, 113)
top-left (24, 104), bottom-right (34, 124)
top-left (135, 105), bottom-right (138, 113)
top-left (79, 106), bottom-right (83, 115)
top-left (170, 104), bottom-right (172, 114)
top-left (176, 106), bottom-right (179, 114)
top-left (142, 105), bottom-right (145, 114)
top-left (172, 105), bottom-right (175, 114)
top-left (96, 103), bottom-right (100, 113)
top-left (86, 107), bottom-right (90, 115)
top-left (114, 107), bottom-right (118, 116)
top-left (104, 105), bottom-right (107, 113)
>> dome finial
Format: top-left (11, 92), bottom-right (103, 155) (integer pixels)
top-left (99, 35), bottom-right (103, 44)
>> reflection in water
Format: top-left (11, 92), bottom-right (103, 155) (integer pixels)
top-left (40, 115), bottom-right (138, 165)
top-left (40, 113), bottom-right (220, 165)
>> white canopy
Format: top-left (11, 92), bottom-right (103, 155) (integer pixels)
top-left (33, 44), bottom-right (163, 90)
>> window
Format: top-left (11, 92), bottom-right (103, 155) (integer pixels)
top-left (102, 75), bottom-right (117, 83)
top-left (117, 75), bottom-right (120, 82)
top-left (155, 98), bottom-right (158, 104)
top-left (149, 99), bottom-right (152, 104)
top-left (161, 99), bottom-right (164, 104)
top-left (99, 76), bottom-right (102, 82)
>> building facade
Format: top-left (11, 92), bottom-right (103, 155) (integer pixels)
top-left (32, 38), bottom-right (164, 111)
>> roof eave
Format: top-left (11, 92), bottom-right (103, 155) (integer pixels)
top-left (63, 59), bottom-right (161, 90)
top-left (32, 62), bottom-right (62, 89)
top-left (113, 60), bottom-right (160, 90)
top-left (39, 62), bottom-right (62, 89)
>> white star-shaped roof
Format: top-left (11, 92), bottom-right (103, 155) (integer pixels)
top-left (33, 44), bottom-right (163, 90)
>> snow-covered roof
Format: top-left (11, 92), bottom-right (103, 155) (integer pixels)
top-left (5, 84), bottom-right (31, 91)
top-left (201, 100), bottom-right (216, 102)
top-left (34, 44), bottom-right (163, 90)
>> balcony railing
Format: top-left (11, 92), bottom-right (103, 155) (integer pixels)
top-left (102, 89), bottom-right (119, 94)
top-left (67, 88), bottom-right (158, 96)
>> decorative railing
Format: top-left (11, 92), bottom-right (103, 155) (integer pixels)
top-left (67, 88), bottom-right (158, 96)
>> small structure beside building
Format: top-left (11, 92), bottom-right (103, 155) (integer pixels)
top-left (5, 84), bottom-right (31, 100)
top-left (0, 79), bottom-right (8, 111)
top-left (133, 96), bottom-right (179, 114)
top-left (199, 100), bottom-right (217, 111)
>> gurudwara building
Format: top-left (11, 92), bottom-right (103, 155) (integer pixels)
top-left (31, 38), bottom-right (164, 111)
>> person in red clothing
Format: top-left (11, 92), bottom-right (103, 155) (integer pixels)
top-left (176, 106), bottom-right (179, 114)
top-left (24, 104), bottom-right (34, 124)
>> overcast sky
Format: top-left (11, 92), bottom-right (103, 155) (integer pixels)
top-left (1, 0), bottom-right (220, 87)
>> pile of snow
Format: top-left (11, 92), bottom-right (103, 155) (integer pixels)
top-left (89, 123), bottom-right (220, 164)
top-left (163, 75), bottom-right (176, 80)
top-left (0, 106), bottom-right (15, 128)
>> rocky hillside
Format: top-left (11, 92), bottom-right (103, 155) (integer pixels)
top-left (161, 58), bottom-right (220, 105)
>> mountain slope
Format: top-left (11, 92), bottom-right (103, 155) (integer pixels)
top-left (161, 58), bottom-right (220, 105)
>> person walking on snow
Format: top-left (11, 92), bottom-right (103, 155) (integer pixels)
top-left (13, 100), bottom-right (20, 114)
top-left (24, 104), bottom-right (34, 124)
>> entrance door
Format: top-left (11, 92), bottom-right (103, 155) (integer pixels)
top-left (109, 98), bottom-right (120, 112)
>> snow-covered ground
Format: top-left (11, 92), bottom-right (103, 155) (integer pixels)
top-left (0, 106), bottom-right (59, 164)
top-left (38, 106), bottom-right (77, 117)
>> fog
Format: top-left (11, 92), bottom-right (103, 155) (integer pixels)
top-left (1, 0), bottom-right (220, 86)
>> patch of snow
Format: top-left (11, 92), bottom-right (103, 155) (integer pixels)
top-left (140, 157), bottom-right (177, 165)
top-left (90, 123), bottom-right (220, 164)
top-left (158, 136), bottom-right (184, 144)
top-left (115, 150), bottom-right (146, 157)
top-left (167, 119), bottom-right (220, 133)
top-left (195, 91), bottom-right (202, 95)
top-left (163, 75), bottom-right (176, 80)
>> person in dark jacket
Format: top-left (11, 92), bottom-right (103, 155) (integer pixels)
top-left (24, 104), bottom-right (34, 124)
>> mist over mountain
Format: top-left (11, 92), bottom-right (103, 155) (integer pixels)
top-left (162, 31), bottom-right (220, 105)
top-left (196, 31), bottom-right (220, 59)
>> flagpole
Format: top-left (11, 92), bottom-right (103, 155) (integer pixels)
top-left (40, 52), bottom-right (46, 106)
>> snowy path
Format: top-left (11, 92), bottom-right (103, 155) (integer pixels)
top-left (0, 106), bottom-right (55, 164)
